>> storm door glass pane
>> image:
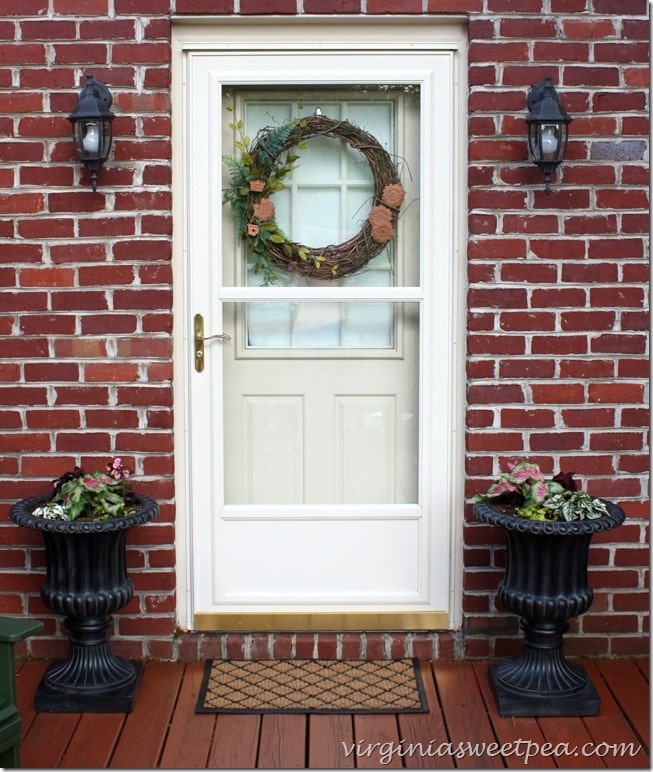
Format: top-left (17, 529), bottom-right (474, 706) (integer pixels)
top-left (223, 89), bottom-right (420, 352)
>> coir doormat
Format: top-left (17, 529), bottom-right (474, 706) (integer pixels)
top-left (196, 658), bottom-right (428, 714)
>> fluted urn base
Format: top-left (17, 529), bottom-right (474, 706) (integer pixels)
top-left (488, 620), bottom-right (599, 716)
top-left (474, 499), bottom-right (625, 717)
top-left (35, 615), bottom-right (144, 712)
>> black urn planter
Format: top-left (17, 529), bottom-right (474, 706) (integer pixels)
top-left (474, 499), bottom-right (625, 717)
top-left (11, 493), bottom-right (158, 713)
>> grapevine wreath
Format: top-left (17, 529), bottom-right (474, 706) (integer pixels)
top-left (223, 114), bottom-right (405, 283)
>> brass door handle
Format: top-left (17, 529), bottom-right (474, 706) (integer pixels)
top-left (194, 313), bottom-right (231, 372)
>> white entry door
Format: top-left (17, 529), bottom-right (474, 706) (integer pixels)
top-left (177, 25), bottom-right (463, 631)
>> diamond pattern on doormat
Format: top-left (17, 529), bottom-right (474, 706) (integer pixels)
top-left (195, 659), bottom-right (428, 714)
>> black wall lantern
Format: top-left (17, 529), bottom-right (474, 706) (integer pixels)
top-left (68, 74), bottom-right (114, 193)
top-left (525, 77), bottom-right (572, 194)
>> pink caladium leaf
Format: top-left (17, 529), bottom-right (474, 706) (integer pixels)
top-left (486, 479), bottom-right (521, 497)
top-left (508, 462), bottom-right (545, 483)
top-left (528, 480), bottom-right (550, 503)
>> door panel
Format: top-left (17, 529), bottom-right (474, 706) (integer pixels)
top-left (220, 519), bottom-right (421, 602)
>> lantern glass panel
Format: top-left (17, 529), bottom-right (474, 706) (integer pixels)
top-left (528, 121), bottom-right (569, 165)
top-left (72, 119), bottom-right (112, 162)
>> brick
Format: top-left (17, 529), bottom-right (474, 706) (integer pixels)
top-left (467, 238), bottom-right (527, 260)
top-left (561, 311), bottom-right (616, 332)
top-left (0, 292), bottom-right (48, 312)
top-left (502, 215), bottom-right (558, 234)
top-left (562, 19), bottom-right (617, 39)
top-left (595, 42), bottom-right (649, 64)
top-left (531, 383), bottom-right (585, 404)
top-left (596, 189), bottom-right (649, 210)
top-left (501, 408), bottom-right (555, 428)
top-left (53, 386), bottom-right (109, 405)
top-left (51, 291), bottom-right (109, 312)
top-left (501, 264), bottom-right (558, 283)
top-left (55, 432), bottom-right (111, 452)
top-left (468, 287), bottom-right (527, 309)
top-left (529, 432), bottom-right (585, 451)
top-left (536, 41), bottom-right (594, 62)
top-left (561, 263), bottom-right (618, 283)
top-left (240, 0), bottom-right (297, 11)
top-left (468, 335), bottom-right (526, 355)
top-left (591, 334), bottom-right (646, 355)
top-left (593, 91), bottom-right (647, 112)
top-left (0, 432), bottom-right (51, 452)
top-left (564, 67), bottom-right (620, 88)
top-left (529, 239), bottom-right (585, 260)
top-left (590, 287), bottom-right (645, 308)
top-left (467, 432), bottom-right (524, 452)
top-left (79, 19), bottom-right (136, 39)
top-left (113, 289), bottom-right (172, 310)
top-left (81, 314), bottom-right (138, 335)
top-left (499, 17), bottom-right (555, 37)
top-left (19, 266), bottom-right (74, 287)
top-left (531, 288), bottom-right (587, 308)
top-left (559, 360), bottom-right (614, 379)
top-left (54, 338), bottom-right (107, 358)
top-left (589, 432), bottom-right (645, 452)
top-left (86, 409), bottom-right (140, 429)
top-left (24, 363), bottom-right (80, 382)
top-left (562, 408), bottom-right (615, 428)
top-left (499, 359), bottom-right (556, 380)
top-left (0, 193), bottom-right (44, 215)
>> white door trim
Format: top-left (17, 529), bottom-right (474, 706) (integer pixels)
top-left (171, 16), bottom-right (468, 631)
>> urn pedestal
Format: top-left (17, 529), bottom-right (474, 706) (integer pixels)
top-left (474, 500), bottom-right (625, 717)
top-left (11, 494), bottom-right (158, 713)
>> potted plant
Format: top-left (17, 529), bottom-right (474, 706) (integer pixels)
top-left (10, 458), bottom-right (158, 713)
top-left (473, 461), bottom-right (625, 717)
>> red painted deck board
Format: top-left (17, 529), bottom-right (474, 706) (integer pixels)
top-left (108, 661), bottom-right (184, 769)
top-left (397, 661), bottom-right (453, 769)
top-left (352, 713), bottom-right (403, 768)
top-left (472, 661), bottom-right (557, 769)
top-left (308, 713), bottom-right (355, 768)
top-left (582, 660), bottom-right (649, 769)
top-left (15, 658), bottom-right (649, 769)
top-left (210, 713), bottom-right (261, 768)
top-left (158, 661), bottom-right (215, 769)
top-left (595, 659), bottom-right (650, 752)
top-left (258, 713), bottom-right (307, 768)
top-left (434, 661), bottom-right (504, 768)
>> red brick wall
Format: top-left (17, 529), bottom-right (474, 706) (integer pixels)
top-left (0, 0), bottom-right (648, 660)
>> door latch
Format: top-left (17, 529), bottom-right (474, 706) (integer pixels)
top-left (194, 313), bottom-right (231, 373)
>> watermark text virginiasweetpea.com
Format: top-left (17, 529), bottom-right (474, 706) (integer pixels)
top-left (341, 738), bottom-right (643, 766)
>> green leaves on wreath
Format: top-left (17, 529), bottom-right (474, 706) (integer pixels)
top-left (253, 120), bottom-right (299, 177)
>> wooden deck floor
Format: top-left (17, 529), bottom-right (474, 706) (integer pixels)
top-left (16, 658), bottom-right (649, 769)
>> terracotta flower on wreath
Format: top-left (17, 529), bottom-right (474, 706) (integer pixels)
top-left (247, 223), bottom-right (260, 237)
top-left (370, 219), bottom-right (395, 244)
top-left (368, 205), bottom-right (392, 225)
top-left (252, 198), bottom-right (275, 222)
top-left (381, 183), bottom-right (405, 209)
top-left (368, 204), bottom-right (395, 243)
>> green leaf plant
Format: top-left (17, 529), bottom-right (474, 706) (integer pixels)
top-left (472, 461), bottom-right (610, 521)
top-left (31, 458), bottom-right (138, 522)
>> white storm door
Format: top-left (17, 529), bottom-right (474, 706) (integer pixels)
top-left (183, 44), bottom-right (458, 630)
